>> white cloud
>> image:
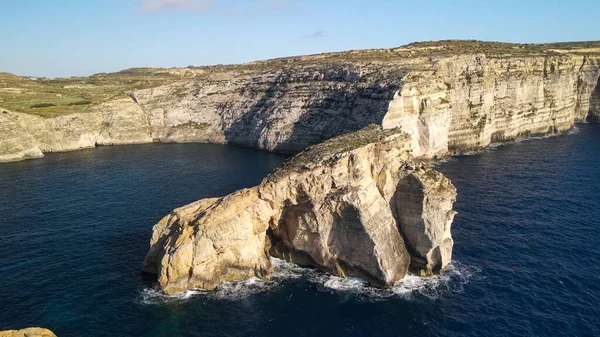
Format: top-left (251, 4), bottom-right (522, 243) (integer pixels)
top-left (302, 30), bottom-right (326, 38)
top-left (139, 0), bottom-right (213, 13)
top-left (265, 1), bottom-right (284, 11)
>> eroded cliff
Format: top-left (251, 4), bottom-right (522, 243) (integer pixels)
top-left (587, 75), bottom-right (600, 122)
top-left (1, 41), bottom-right (599, 162)
top-left (142, 126), bottom-right (456, 294)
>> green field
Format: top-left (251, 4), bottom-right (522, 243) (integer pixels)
top-left (0, 68), bottom-right (188, 118)
top-left (2, 40), bottom-right (599, 118)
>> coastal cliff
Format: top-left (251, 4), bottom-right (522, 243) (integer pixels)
top-left (142, 126), bottom-right (456, 294)
top-left (1, 41), bottom-right (600, 162)
top-left (588, 75), bottom-right (600, 122)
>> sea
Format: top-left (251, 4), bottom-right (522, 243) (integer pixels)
top-left (0, 125), bottom-right (599, 337)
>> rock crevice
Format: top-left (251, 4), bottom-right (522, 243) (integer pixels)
top-left (587, 76), bottom-right (600, 122)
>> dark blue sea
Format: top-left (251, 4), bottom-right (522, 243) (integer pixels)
top-left (1, 125), bottom-right (599, 337)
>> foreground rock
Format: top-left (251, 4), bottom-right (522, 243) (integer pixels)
top-left (142, 126), bottom-right (456, 294)
top-left (0, 328), bottom-right (56, 337)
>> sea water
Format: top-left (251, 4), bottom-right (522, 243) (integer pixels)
top-left (1, 126), bottom-right (599, 336)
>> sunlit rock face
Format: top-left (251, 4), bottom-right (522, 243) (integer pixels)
top-left (2, 44), bottom-right (599, 163)
top-left (0, 328), bottom-right (57, 337)
top-left (142, 126), bottom-right (457, 294)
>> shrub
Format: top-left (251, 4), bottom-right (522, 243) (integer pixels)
top-left (30, 103), bottom-right (56, 108)
top-left (67, 100), bottom-right (92, 106)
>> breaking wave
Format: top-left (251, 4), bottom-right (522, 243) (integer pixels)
top-left (138, 258), bottom-right (481, 304)
top-left (309, 261), bottom-right (481, 301)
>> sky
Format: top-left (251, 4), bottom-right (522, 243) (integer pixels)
top-left (1, 0), bottom-right (599, 78)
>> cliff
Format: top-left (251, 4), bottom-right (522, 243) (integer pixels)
top-left (588, 75), bottom-right (600, 122)
top-left (0, 328), bottom-right (56, 337)
top-left (141, 126), bottom-right (456, 294)
top-left (1, 41), bottom-right (600, 162)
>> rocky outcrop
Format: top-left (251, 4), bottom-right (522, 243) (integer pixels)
top-left (2, 42), bottom-right (599, 163)
top-left (142, 126), bottom-right (456, 294)
top-left (0, 328), bottom-right (56, 337)
top-left (141, 188), bottom-right (274, 293)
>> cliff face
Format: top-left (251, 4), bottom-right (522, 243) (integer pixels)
top-left (0, 97), bottom-right (157, 162)
top-left (588, 76), bottom-right (600, 122)
top-left (2, 43), bottom-right (599, 163)
top-left (142, 126), bottom-right (456, 294)
top-left (384, 55), bottom-right (600, 155)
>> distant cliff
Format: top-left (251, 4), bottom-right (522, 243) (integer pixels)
top-left (1, 41), bottom-right (599, 163)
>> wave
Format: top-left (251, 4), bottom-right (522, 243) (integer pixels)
top-left (308, 261), bottom-right (481, 301)
top-left (567, 125), bottom-right (580, 135)
top-left (138, 258), bottom-right (481, 304)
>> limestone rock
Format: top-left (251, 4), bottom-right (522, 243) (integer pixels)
top-left (143, 126), bottom-right (457, 294)
top-left (394, 166), bottom-right (457, 274)
top-left (0, 328), bottom-right (57, 337)
top-left (2, 43), bottom-right (599, 163)
top-left (587, 76), bottom-right (600, 122)
top-left (0, 112), bottom-right (44, 162)
top-left (142, 188), bottom-right (274, 295)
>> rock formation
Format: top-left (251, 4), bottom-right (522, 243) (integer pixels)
top-left (1, 41), bottom-right (600, 163)
top-left (142, 126), bottom-right (456, 294)
top-left (0, 328), bottom-right (57, 337)
top-left (587, 76), bottom-right (600, 123)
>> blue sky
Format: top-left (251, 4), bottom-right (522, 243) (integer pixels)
top-left (1, 0), bottom-right (599, 78)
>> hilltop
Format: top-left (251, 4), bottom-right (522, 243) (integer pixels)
top-left (2, 40), bottom-right (599, 118)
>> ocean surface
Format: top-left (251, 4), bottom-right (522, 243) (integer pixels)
top-left (1, 125), bottom-right (599, 337)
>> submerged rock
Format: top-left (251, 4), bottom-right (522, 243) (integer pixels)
top-left (143, 126), bottom-right (456, 294)
top-left (0, 328), bottom-right (57, 337)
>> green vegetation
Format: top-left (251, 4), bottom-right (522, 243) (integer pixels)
top-left (207, 40), bottom-right (600, 74)
top-left (268, 125), bottom-right (407, 182)
top-left (30, 103), bottom-right (56, 108)
top-left (174, 121), bottom-right (210, 130)
top-left (2, 40), bottom-right (599, 119)
top-left (68, 100), bottom-right (92, 106)
top-left (0, 68), bottom-right (185, 118)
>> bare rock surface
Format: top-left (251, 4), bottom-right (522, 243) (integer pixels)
top-left (143, 126), bottom-right (456, 294)
top-left (0, 328), bottom-right (57, 337)
top-left (1, 42), bottom-right (599, 163)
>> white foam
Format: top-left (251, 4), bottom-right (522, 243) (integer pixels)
top-left (138, 259), bottom-right (481, 304)
top-left (306, 261), bottom-right (480, 301)
top-left (567, 125), bottom-right (580, 135)
top-left (138, 287), bottom-right (206, 305)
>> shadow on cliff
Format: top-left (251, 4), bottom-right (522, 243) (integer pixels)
top-left (281, 81), bottom-right (403, 152)
top-left (224, 72), bottom-right (404, 153)
top-left (587, 75), bottom-right (600, 123)
top-left (223, 74), bottom-right (285, 149)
